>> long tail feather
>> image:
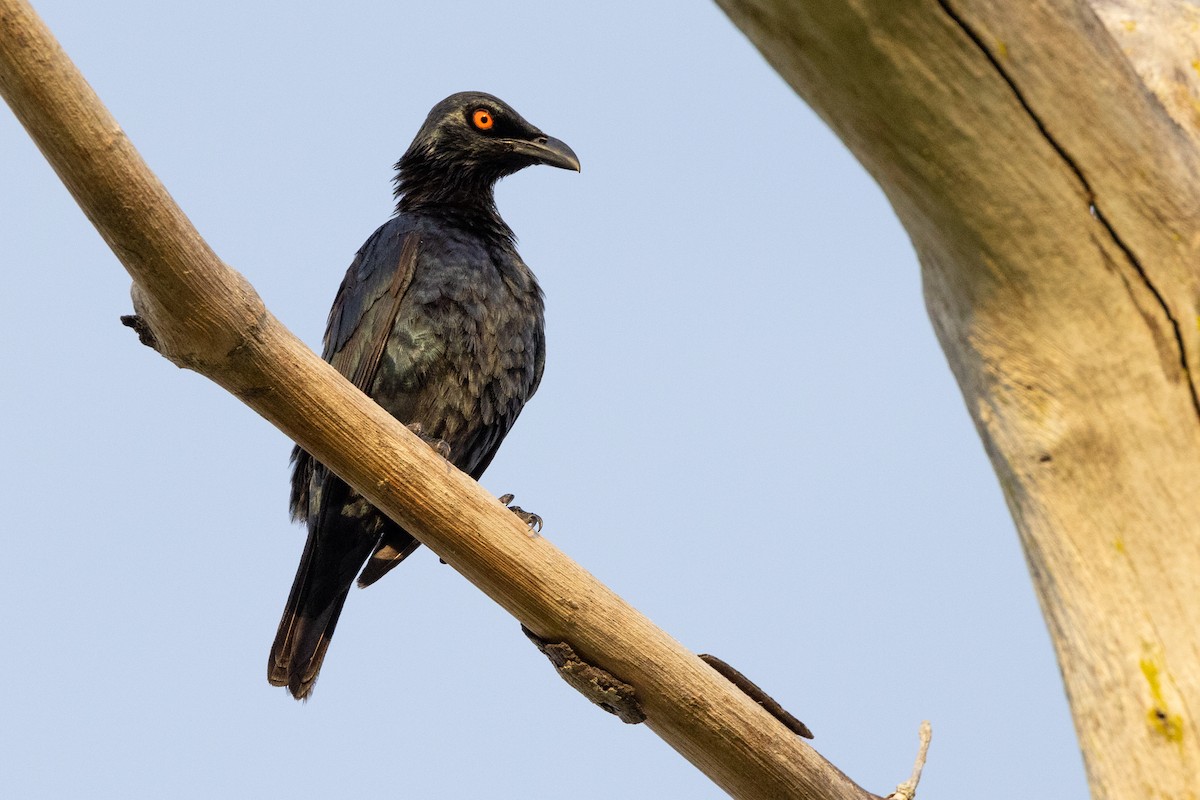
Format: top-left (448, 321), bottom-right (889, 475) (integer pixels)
top-left (269, 515), bottom-right (376, 700)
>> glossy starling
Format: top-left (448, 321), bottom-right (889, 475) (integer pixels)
top-left (269, 92), bottom-right (579, 699)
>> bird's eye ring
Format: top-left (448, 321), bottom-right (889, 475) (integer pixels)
top-left (472, 109), bottom-right (494, 131)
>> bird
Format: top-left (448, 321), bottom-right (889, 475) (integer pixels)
top-left (269, 92), bottom-right (579, 700)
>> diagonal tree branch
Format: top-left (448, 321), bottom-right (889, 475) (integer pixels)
top-left (0, 1), bottom-right (915, 797)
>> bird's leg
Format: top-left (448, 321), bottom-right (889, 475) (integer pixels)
top-left (498, 493), bottom-right (542, 534)
top-left (405, 422), bottom-right (451, 460)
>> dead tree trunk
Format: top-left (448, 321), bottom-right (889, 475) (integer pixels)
top-left (715, 1), bottom-right (1200, 797)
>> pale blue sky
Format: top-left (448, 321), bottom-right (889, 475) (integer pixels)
top-left (1, 2), bottom-right (1087, 797)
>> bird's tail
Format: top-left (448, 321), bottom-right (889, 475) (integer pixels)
top-left (268, 525), bottom-right (374, 700)
top-left (357, 527), bottom-right (421, 588)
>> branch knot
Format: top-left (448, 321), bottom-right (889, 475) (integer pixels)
top-left (522, 625), bottom-right (645, 724)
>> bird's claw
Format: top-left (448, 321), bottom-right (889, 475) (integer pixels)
top-left (406, 422), bottom-right (452, 460)
top-left (499, 493), bottom-right (543, 534)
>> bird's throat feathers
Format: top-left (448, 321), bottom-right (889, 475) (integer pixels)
top-left (392, 147), bottom-right (516, 243)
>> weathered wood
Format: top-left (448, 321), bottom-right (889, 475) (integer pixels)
top-left (715, 1), bottom-right (1200, 796)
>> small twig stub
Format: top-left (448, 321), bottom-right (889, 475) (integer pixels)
top-left (120, 314), bottom-right (159, 350)
top-left (888, 720), bottom-right (932, 800)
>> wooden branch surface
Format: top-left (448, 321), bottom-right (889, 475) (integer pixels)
top-left (0, 1), bottom-right (893, 798)
top-left (715, 0), bottom-right (1200, 797)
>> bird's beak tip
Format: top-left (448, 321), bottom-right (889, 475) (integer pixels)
top-left (527, 135), bottom-right (580, 173)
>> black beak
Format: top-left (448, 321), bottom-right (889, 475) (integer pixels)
top-left (511, 135), bottom-right (581, 172)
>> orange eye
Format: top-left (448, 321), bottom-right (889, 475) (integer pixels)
top-left (472, 109), bottom-right (494, 130)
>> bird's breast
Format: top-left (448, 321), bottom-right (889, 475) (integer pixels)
top-left (372, 236), bottom-right (544, 456)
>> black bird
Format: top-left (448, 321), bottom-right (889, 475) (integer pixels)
top-left (270, 92), bottom-right (579, 699)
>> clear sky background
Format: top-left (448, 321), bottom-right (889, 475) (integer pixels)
top-left (1, 2), bottom-right (1089, 798)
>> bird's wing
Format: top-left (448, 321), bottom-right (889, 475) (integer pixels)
top-left (289, 221), bottom-right (421, 523)
top-left (276, 223), bottom-right (427, 692)
top-left (326, 227), bottom-right (421, 393)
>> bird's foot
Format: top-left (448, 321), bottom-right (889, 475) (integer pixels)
top-left (406, 422), bottom-right (451, 460)
top-left (499, 493), bottom-right (542, 534)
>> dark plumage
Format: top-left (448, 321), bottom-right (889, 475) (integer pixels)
top-left (269, 92), bottom-right (578, 700)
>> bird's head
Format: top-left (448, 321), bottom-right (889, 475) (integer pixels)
top-left (394, 92), bottom-right (579, 215)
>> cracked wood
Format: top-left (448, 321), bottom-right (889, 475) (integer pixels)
top-left (716, 1), bottom-right (1200, 797)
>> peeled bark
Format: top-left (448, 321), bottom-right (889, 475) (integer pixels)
top-left (715, 1), bottom-right (1200, 797)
